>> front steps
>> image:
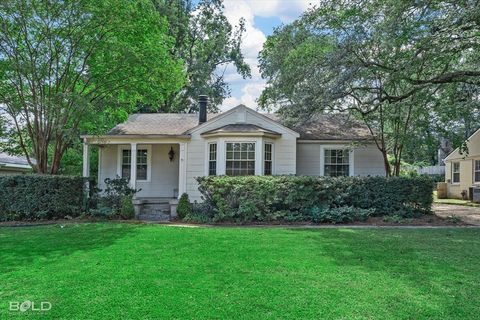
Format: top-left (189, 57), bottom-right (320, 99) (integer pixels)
top-left (133, 197), bottom-right (178, 221)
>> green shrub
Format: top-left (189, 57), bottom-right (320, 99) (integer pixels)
top-left (177, 193), bottom-right (192, 220)
top-left (95, 177), bottom-right (138, 219)
top-left (196, 175), bottom-right (433, 223)
top-left (0, 174), bottom-right (86, 221)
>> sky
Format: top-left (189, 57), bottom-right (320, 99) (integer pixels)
top-left (219, 0), bottom-right (314, 111)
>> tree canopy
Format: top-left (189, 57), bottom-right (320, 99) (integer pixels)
top-left (0, 0), bottom-right (185, 173)
top-left (259, 0), bottom-right (480, 175)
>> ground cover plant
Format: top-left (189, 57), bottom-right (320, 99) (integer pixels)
top-left (0, 223), bottom-right (478, 319)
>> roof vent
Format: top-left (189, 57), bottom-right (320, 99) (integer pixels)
top-left (198, 95), bottom-right (208, 124)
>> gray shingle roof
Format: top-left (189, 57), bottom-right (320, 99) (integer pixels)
top-left (0, 152), bottom-right (31, 166)
top-left (105, 109), bottom-right (373, 141)
top-left (107, 113), bottom-right (220, 136)
top-left (201, 124), bottom-right (281, 136)
top-left (263, 114), bottom-right (373, 140)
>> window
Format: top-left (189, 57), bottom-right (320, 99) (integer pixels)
top-left (121, 148), bottom-right (148, 180)
top-left (208, 143), bottom-right (217, 176)
top-left (226, 142), bottom-right (255, 176)
top-left (475, 160), bottom-right (480, 183)
top-left (136, 149), bottom-right (148, 180)
top-left (452, 162), bottom-right (460, 183)
top-left (324, 149), bottom-right (350, 177)
top-left (121, 150), bottom-right (132, 179)
top-left (264, 143), bottom-right (273, 175)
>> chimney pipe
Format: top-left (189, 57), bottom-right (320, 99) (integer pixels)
top-left (198, 95), bottom-right (208, 124)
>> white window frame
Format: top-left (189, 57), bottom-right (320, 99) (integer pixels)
top-left (320, 145), bottom-right (355, 177)
top-left (225, 141), bottom-right (257, 176)
top-left (117, 145), bottom-right (152, 182)
top-left (207, 142), bottom-right (217, 176)
top-left (451, 162), bottom-right (460, 184)
top-left (474, 160), bottom-right (480, 183)
top-left (264, 142), bottom-right (274, 175)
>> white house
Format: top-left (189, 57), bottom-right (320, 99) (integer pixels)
top-left (81, 96), bottom-right (385, 219)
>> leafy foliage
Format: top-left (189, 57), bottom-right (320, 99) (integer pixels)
top-left (177, 193), bottom-right (192, 220)
top-left (0, 174), bottom-right (86, 221)
top-left (196, 175), bottom-right (434, 223)
top-left (259, 0), bottom-right (480, 174)
top-left (150, 0), bottom-right (251, 112)
top-left (0, 0), bottom-right (185, 173)
top-left (92, 177), bottom-right (138, 219)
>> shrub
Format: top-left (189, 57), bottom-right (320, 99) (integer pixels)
top-left (94, 177), bottom-right (138, 219)
top-left (0, 174), bottom-right (86, 221)
top-left (177, 193), bottom-right (192, 220)
top-left (183, 201), bottom-right (214, 223)
top-left (196, 175), bottom-right (433, 223)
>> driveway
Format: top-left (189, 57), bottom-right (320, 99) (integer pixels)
top-left (433, 203), bottom-right (480, 226)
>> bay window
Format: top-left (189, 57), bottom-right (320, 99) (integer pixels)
top-left (264, 143), bottom-right (273, 175)
top-left (225, 142), bottom-right (255, 176)
top-left (208, 143), bottom-right (217, 176)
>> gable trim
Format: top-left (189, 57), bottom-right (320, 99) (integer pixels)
top-left (186, 105), bottom-right (300, 137)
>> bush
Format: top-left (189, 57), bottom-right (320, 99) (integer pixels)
top-left (0, 174), bottom-right (86, 221)
top-left (93, 177), bottom-right (138, 219)
top-left (177, 193), bottom-right (192, 220)
top-left (196, 175), bottom-right (433, 223)
top-left (183, 201), bottom-right (215, 223)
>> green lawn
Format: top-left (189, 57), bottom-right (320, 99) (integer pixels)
top-left (1, 223), bottom-right (479, 319)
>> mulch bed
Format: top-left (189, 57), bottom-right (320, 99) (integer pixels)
top-left (0, 214), bottom-right (470, 228)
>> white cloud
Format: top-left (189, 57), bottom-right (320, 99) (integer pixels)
top-left (220, 0), bottom-right (313, 111)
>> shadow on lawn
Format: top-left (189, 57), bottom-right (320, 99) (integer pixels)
top-left (287, 227), bottom-right (480, 316)
top-left (0, 223), bottom-right (137, 273)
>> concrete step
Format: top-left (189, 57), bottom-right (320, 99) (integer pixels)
top-left (138, 213), bottom-right (171, 222)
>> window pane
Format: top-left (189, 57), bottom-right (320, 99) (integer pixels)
top-left (324, 149), bottom-right (349, 177)
top-left (137, 165), bottom-right (147, 180)
top-left (476, 171), bottom-right (480, 183)
top-left (122, 165), bottom-right (130, 179)
top-left (225, 143), bottom-right (256, 176)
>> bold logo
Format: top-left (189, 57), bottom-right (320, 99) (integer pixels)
top-left (9, 301), bottom-right (52, 312)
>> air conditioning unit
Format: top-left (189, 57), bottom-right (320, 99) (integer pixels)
top-left (472, 187), bottom-right (480, 203)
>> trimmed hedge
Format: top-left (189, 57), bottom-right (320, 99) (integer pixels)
top-left (196, 176), bottom-right (434, 223)
top-left (0, 174), bottom-right (86, 221)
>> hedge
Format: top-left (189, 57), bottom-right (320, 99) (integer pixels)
top-left (0, 174), bottom-right (87, 221)
top-left (196, 176), bottom-right (434, 223)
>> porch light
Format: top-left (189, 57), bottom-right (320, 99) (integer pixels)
top-left (168, 146), bottom-right (175, 162)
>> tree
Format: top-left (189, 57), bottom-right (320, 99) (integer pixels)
top-left (259, 0), bottom-right (480, 175)
top-left (0, 0), bottom-right (185, 174)
top-left (151, 0), bottom-right (251, 113)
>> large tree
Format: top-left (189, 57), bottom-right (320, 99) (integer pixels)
top-left (151, 0), bottom-right (251, 113)
top-left (0, 0), bottom-right (185, 174)
top-left (259, 0), bottom-right (480, 175)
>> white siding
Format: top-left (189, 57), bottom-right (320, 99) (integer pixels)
top-left (98, 144), bottom-right (179, 198)
top-left (185, 106), bottom-right (298, 201)
top-left (296, 142), bottom-right (385, 176)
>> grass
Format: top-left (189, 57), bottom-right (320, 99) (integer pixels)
top-left (433, 191), bottom-right (479, 207)
top-left (1, 223), bottom-right (480, 319)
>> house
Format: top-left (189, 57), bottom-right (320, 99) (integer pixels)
top-left (0, 152), bottom-right (32, 175)
top-left (444, 128), bottom-right (480, 200)
top-left (81, 96), bottom-right (385, 219)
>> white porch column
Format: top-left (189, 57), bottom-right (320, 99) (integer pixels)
top-left (130, 143), bottom-right (137, 190)
top-left (178, 142), bottom-right (187, 197)
top-left (82, 141), bottom-right (90, 178)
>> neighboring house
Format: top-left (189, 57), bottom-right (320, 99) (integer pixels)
top-left (444, 128), bottom-right (480, 199)
top-left (81, 97), bottom-right (385, 218)
top-left (0, 152), bottom-right (32, 174)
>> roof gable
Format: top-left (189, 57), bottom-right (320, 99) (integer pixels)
top-left (444, 127), bottom-right (480, 161)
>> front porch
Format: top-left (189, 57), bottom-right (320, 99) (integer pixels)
top-left (82, 136), bottom-right (188, 220)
